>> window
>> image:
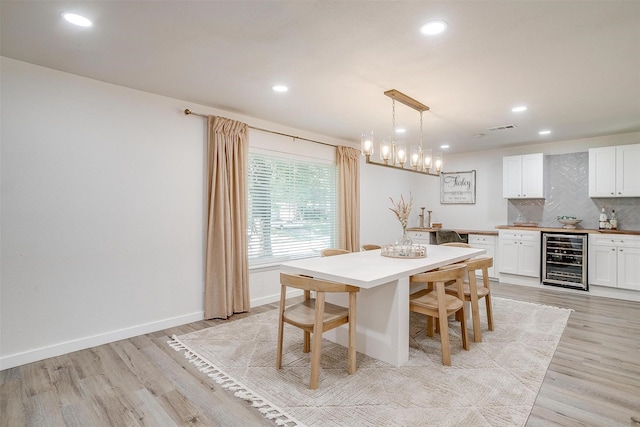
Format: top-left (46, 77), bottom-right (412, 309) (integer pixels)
top-left (247, 151), bottom-right (337, 266)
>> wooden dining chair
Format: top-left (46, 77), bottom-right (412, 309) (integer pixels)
top-left (320, 248), bottom-right (351, 257)
top-left (361, 244), bottom-right (381, 251)
top-left (409, 264), bottom-right (469, 366)
top-left (276, 273), bottom-right (359, 389)
top-left (444, 256), bottom-right (494, 342)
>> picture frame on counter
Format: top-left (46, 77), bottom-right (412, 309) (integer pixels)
top-left (440, 170), bottom-right (476, 204)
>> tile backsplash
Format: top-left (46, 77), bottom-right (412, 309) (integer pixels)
top-left (507, 152), bottom-right (640, 230)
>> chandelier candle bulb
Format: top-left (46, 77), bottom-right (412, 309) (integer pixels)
top-left (423, 148), bottom-right (432, 171)
top-left (410, 146), bottom-right (421, 169)
top-left (396, 141), bottom-right (407, 167)
top-left (397, 150), bottom-right (406, 166)
top-left (434, 152), bottom-right (443, 173)
top-left (380, 139), bottom-right (391, 164)
top-left (361, 131), bottom-right (374, 157)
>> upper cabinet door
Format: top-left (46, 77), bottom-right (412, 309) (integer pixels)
top-left (503, 155), bottom-right (523, 198)
top-left (521, 153), bottom-right (544, 198)
top-left (616, 144), bottom-right (640, 197)
top-left (503, 153), bottom-right (544, 199)
top-left (589, 146), bottom-right (617, 197)
top-left (589, 144), bottom-right (640, 198)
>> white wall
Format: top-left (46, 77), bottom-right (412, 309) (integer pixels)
top-left (0, 57), bottom-right (351, 369)
top-left (3, 57), bottom-right (637, 369)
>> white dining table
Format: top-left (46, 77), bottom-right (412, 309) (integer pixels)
top-left (280, 244), bottom-right (485, 367)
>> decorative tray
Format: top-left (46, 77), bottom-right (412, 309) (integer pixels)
top-left (380, 244), bottom-right (427, 259)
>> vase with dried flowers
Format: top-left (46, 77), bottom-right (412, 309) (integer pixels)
top-left (389, 193), bottom-right (413, 255)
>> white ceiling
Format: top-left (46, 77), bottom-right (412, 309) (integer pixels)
top-left (2, 1), bottom-right (639, 153)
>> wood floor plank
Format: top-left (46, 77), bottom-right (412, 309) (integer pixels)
top-left (25, 389), bottom-right (68, 426)
top-left (109, 338), bottom-right (175, 397)
top-left (135, 388), bottom-right (179, 427)
top-left (0, 370), bottom-right (26, 427)
top-left (155, 389), bottom-right (213, 426)
top-left (60, 400), bottom-right (107, 427)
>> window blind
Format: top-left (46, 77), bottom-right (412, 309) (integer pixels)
top-left (247, 151), bottom-right (337, 265)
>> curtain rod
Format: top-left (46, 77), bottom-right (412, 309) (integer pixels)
top-left (183, 109), bottom-right (337, 148)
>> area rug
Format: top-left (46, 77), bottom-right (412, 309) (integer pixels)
top-left (169, 297), bottom-right (572, 427)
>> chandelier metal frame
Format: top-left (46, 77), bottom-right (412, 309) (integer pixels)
top-left (361, 89), bottom-right (441, 177)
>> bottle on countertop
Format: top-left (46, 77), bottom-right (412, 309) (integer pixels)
top-left (610, 210), bottom-right (617, 230)
top-left (599, 206), bottom-right (608, 230)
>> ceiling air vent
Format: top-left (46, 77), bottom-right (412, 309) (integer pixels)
top-left (487, 124), bottom-right (517, 131)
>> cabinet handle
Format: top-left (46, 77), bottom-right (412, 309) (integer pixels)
top-left (612, 248), bottom-right (616, 251)
top-left (611, 192), bottom-right (615, 195)
top-left (620, 249), bottom-right (624, 252)
top-left (618, 192), bottom-right (622, 195)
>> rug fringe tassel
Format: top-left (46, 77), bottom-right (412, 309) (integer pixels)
top-left (168, 335), bottom-right (305, 427)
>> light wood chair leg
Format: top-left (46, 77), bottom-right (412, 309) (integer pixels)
top-left (436, 282), bottom-right (451, 366)
top-left (427, 315), bottom-right (435, 337)
top-left (309, 292), bottom-right (325, 390)
top-left (483, 268), bottom-right (494, 331)
top-left (454, 276), bottom-right (469, 351)
top-left (276, 284), bottom-right (287, 369)
top-left (303, 332), bottom-right (311, 353)
top-left (303, 290), bottom-right (311, 353)
top-left (347, 292), bottom-right (357, 375)
top-left (459, 304), bottom-right (469, 351)
top-left (486, 295), bottom-right (494, 331)
top-left (468, 271), bottom-right (482, 343)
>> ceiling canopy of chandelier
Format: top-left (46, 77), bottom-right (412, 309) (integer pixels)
top-left (361, 89), bottom-right (442, 176)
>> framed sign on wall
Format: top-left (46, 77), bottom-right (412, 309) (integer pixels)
top-left (440, 170), bottom-right (476, 204)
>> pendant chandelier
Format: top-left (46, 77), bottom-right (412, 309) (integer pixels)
top-left (361, 89), bottom-right (442, 176)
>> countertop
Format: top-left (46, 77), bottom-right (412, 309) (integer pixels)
top-left (495, 225), bottom-right (640, 235)
top-left (407, 226), bottom-right (640, 236)
top-left (406, 228), bottom-right (499, 236)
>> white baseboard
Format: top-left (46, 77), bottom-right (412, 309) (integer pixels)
top-left (250, 289), bottom-right (303, 308)
top-left (589, 285), bottom-right (640, 302)
top-left (498, 273), bottom-right (541, 287)
top-left (0, 311), bottom-right (204, 371)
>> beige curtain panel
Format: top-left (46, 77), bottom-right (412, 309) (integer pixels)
top-left (337, 146), bottom-right (360, 252)
top-left (205, 116), bottom-right (250, 319)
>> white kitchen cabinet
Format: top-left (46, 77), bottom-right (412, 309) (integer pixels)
top-left (406, 230), bottom-right (432, 245)
top-left (589, 143), bottom-right (640, 197)
top-left (588, 234), bottom-right (640, 291)
top-left (468, 234), bottom-right (497, 279)
top-left (503, 153), bottom-right (544, 199)
top-left (498, 230), bottom-right (540, 278)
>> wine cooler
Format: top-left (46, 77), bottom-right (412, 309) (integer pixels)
top-left (542, 233), bottom-right (588, 290)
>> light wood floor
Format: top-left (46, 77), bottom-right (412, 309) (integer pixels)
top-left (1, 283), bottom-right (639, 426)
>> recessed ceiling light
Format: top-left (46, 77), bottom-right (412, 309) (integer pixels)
top-left (539, 130), bottom-right (552, 135)
top-left (512, 106), bottom-right (528, 113)
top-left (420, 21), bottom-right (447, 36)
top-left (272, 85), bottom-right (288, 93)
top-left (395, 128), bottom-right (406, 134)
top-left (440, 144), bottom-right (450, 149)
top-left (61, 12), bottom-right (92, 27)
